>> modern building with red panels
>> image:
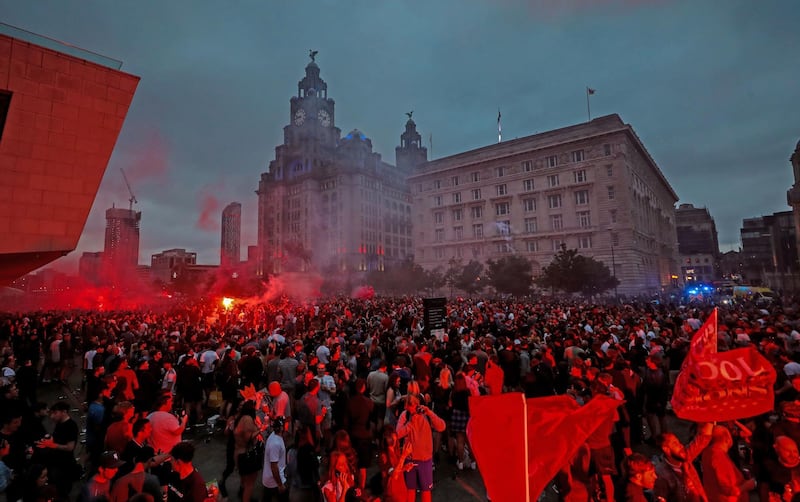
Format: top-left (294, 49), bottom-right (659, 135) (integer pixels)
top-left (0, 24), bottom-right (140, 285)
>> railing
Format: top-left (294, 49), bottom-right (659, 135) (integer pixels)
top-left (0, 22), bottom-right (123, 69)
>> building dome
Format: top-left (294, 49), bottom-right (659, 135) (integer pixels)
top-left (344, 129), bottom-right (368, 142)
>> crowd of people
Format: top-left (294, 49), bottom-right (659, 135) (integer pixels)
top-left (1, 293), bottom-right (800, 502)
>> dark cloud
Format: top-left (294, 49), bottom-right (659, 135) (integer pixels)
top-left (2, 0), bottom-right (799, 269)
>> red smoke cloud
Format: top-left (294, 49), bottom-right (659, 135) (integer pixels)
top-left (196, 189), bottom-right (220, 231)
top-left (126, 131), bottom-right (170, 182)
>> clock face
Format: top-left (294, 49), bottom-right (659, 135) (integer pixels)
top-left (294, 109), bottom-right (306, 126)
top-left (318, 109), bottom-right (331, 127)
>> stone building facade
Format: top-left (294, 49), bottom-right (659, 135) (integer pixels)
top-left (256, 56), bottom-right (423, 276)
top-left (409, 114), bottom-right (679, 295)
top-left (675, 203), bottom-right (719, 284)
top-left (221, 202), bottom-right (241, 267)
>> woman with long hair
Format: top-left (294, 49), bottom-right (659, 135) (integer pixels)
top-left (22, 464), bottom-right (59, 502)
top-left (234, 400), bottom-right (263, 502)
top-left (450, 372), bottom-right (476, 471)
top-left (332, 430), bottom-right (358, 478)
top-left (217, 347), bottom-right (241, 419)
top-left (384, 374), bottom-right (402, 427)
top-left (321, 450), bottom-right (357, 502)
top-left (377, 427), bottom-right (413, 502)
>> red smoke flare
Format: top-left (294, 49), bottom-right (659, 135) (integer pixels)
top-left (196, 190), bottom-right (220, 231)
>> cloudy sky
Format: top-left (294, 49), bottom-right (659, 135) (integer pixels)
top-left (3, 0), bottom-right (799, 269)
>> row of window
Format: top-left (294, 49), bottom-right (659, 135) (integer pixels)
top-left (432, 212), bottom-right (594, 242)
top-left (429, 166), bottom-right (614, 194)
top-left (433, 185), bottom-right (615, 207)
top-left (425, 234), bottom-right (595, 260)
top-left (433, 190), bottom-right (600, 219)
top-left (425, 145), bottom-right (614, 191)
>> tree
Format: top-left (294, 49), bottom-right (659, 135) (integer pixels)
top-left (453, 259), bottom-right (485, 295)
top-left (486, 255), bottom-right (533, 296)
top-left (536, 247), bottom-right (619, 297)
top-left (424, 266), bottom-right (446, 294)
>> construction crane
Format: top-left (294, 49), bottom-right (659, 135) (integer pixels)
top-left (120, 168), bottom-right (138, 211)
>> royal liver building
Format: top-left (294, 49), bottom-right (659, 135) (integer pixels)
top-left (256, 53), bottom-right (426, 277)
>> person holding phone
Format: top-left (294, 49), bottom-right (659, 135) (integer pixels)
top-left (396, 394), bottom-right (446, 502)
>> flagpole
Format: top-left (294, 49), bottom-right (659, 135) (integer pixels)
top-left (586, 87), bottom-right (591, 122)
top-left (497, 108), bottom-right (502, 143)
top-left (429, 133), bottom-right (433, 159)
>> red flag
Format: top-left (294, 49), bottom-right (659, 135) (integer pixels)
top-left (689, 308), bottom-right (718, 359)
top-left (468, 393), bottom-right (621, 501)
top-left (672, 308), bottom-right (776, 421)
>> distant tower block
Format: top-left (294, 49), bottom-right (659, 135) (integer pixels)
top-left (221, 202), bottom-right (242, 267)
top-left (104, 207), bottom-right (141, 268)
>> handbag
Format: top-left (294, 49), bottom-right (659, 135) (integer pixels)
top-left (238, 439), bottom-right (265, 475)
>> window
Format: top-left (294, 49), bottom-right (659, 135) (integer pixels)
top-left (435, 248), bottom-right (445, 259)
top-left (610, 209), bottom-right (617, 224)
top-left (434, 212), bottom-right (443, 224)
top-left (522, 160), bottom-right (533, 172)
top-left (547, 194), bottom-right (562, 209)
top-left (451, 176), bottom-right (459, 186)
top-left (470, 171), bottom-right (480, 183)
top-left (453, 209), bottom-right (463, 221)
top-left (578, 235), bottom-right (592, 249)
top-left (470, 206), bottom-right (483, 219)
top-left (546, 155), bottom-right (558, 168)
top-left (607, 186), bottom-right (615, 200)
top-left (496, 220), bottom-right (511, 236)
top-left (454, 226), bottom-right (463, 240)
top-left (497, 166), bottom-right (506, 177)
top-left (604, 144), bottom-right (612, 156)
top-left (552, 239), bottom-right (564, 251)
top-left (495, 202), bottom-right (510, 216)
top-left (0, 91), bottom-right (11, 142)
top-left (434, 196), bottom-right (442, 207)
top-left (571, 150), bottom-right (584, 162)
top-left (453, 192), bottom-right (462, 203)
top-left (611, 232), bottom-right (619, 246)
top-left (433, 180), bottom-right (441, 189)
top-left (472, 246), bottom-right (482, 257)
top-left (523, 198), bottom-right (536, 212)
top-left (547, 174), bottom-right (559, 188)
top-left (497, 242), bottom-right (513, 253)
top-left (472, 224), bottom-right (484, 238)
top-left (524, 217), bottom-right (538, 233)
top-left (577, 211), bottom-right (591, 228)
top-left (550, 214), bottom-right (563, 231)
top-left (575, 190), bottom-right (589, 205)
top-left (574, 170), bottom-right (587, 183)
top-left (496, 184), bottom-right (508, 196)
top-left (471, 188), bottom-right (482, 200)
top-left (606, 165), bottom-right (613, 177)
top-left (526, 240), bottom-right (539, 252)
top-left (435, 229), bottom-right (444, 242)
top-left (522, 179), bottom-right (534, 192)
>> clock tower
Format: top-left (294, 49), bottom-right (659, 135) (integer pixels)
top-left (286, 53), bottom-right (338, 149)
top-left (396, 114), bottom-right (428, 172)
top-left (257, 52), bottom-right (414, 277)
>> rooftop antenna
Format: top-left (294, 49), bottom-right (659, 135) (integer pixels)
top-left (120, 168), bottom-right (138, 211)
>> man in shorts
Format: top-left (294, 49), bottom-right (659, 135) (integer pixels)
top-left (396, 394), bottom-right (446, 502)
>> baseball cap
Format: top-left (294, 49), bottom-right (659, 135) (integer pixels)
top-left (100, 451), bottom-right (125, 469)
